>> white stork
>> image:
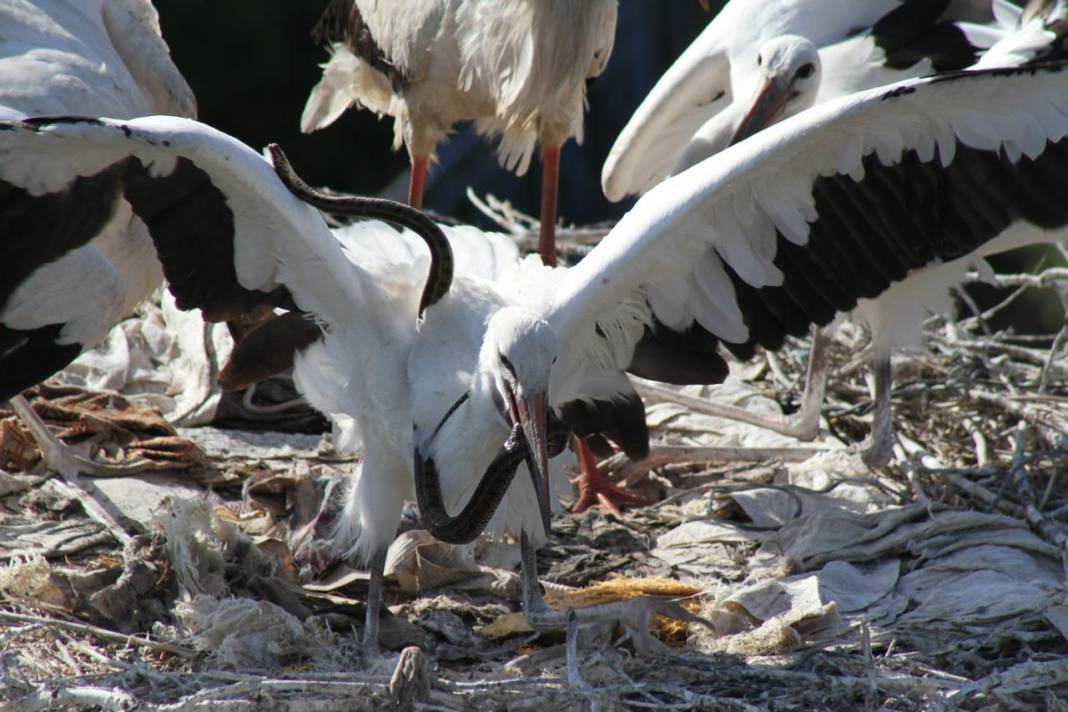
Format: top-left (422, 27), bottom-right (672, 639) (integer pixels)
top-left (0, 0), bottom-right (195, 477)
top-left (300, 0), bottom-right (618, 262)
top-left (588, 0), bottom-right (1008, 496)
top-left (4, 60), bottom-right (1068, 653)
top-left (673, 1), bottom-right (1011, 177)
top-left (621, 0), bottom-right (1068, 467)
top-left (299, 0), bottom-right (625, 516)
top-left (601, 0), bottom-right (999, 203)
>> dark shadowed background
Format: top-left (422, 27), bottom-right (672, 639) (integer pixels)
top-left (154, 1), bottom-right (711, 225)
top-left (154, 1), bottom-right (1064, 335)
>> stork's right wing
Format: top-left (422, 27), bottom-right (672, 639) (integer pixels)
top-left (557, 62), bottom-right (1068, 407)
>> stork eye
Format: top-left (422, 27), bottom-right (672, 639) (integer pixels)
top-left (756, 54), bottom-right (763, 67)
top-left (796, 63), bottom-right (815, 79)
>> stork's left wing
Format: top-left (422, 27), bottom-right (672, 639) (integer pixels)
top-left (0, 115), bottom-right (409, 332)
top-left (552, 62), bottom-right (1068, 393)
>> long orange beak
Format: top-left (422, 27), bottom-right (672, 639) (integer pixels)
top-left (516, 392), bottom-right (552, 537)
top-left (729, 78), bottom-right (789, 146)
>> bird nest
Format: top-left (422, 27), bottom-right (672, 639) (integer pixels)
top-left (0, 225), bottom-right (1066, 711)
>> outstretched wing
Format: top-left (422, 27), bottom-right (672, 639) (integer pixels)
top-left (0, 114), bottom-right (416, 349)
top-left (557, 63), bottom-right (1068, 397)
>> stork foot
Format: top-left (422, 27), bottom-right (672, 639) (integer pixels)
top-left (8, 395), bottom-right (157, 479)
top-left (859, 432), bottom-right (895, 469)
top-left (570, 439), bottom-right (654, 516)
top-left (40, 447), bottom-right (156, 480)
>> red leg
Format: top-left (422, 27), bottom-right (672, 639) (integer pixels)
top-left (539, 144), bottom-right (560, 267)
top-left (570, 438), bottom-right (654, 517)
top-left (408, 154), bottom-right (429, 209)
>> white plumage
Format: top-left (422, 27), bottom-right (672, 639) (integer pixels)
top-left (601, 0), bottom-right (1001, 202)
top-left (5, 58), bottom-right (1068, 651)
top-left (303, 0), bottom-right (616, 174)
top-left (614, 0), bottom-right (1068, 465)
top-left (302, 0), bottom-right (618, 268)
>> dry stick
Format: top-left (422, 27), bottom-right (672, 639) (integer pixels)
top-left (1039, 325), bottom-right (1068, 394)
top-left (964, 267), bottom-right (1068, 289)
top-left (604, 445), bottom-right (824, 488)
top-left (935, 471), bottom-right (1027, 518)
top-left (929, 658), bottom-right (1068, 712)
top-left (42, 478), bottom-right (133, 548)
top-left (952, 285), bottom-right (992, 337)
top-left (1038, 467), bottom-right (1060, 512)
top-left (862, 622), bottom-right (878, 712)
top-left (466, 189), bottom-right (607, 249)
top-left (466, 188), bottom-right (527, 236)
top-left (6, 686), bottom-right (139, 712)
top-left (1008, 422), bottom-right (1038, 507)
top-left (0, 610), bottom-right (194, 658)
top-left (949, 338), bottom-right (1051, 366)
top-left (971, 391), bottom-right (1067, 440)
top-left (635, 382), bottom-right (824, 440)
top-left (956, 281), bottom-right (1031, 332)
top-left (151, 679), bottom-right (389, 710)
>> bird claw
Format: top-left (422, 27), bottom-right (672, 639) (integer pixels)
top-left (570, 439), bottom-right (654, 516)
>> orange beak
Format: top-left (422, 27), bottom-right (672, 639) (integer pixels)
top-left (729, 78), bottom-right (790, 146)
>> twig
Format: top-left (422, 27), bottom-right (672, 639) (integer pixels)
top-left (42, 475), bottom-right (133, 548)
top-left (953, 285), bottom-right (992, 336)
top-left (970, 391), bottom-right (1067, 445)
top-left (150, 679), bottom-right (388, 711)
top-left (963, 267), bottom-right (1068, 289)
top-left (0, 611), bottom-right (194, 658)
top-left (1008, 422), bottom-right (1038, 507)
top-left (929, 658), bottom-right (1068, 711)
top-left (928, 471), bottom-right (1027, 518)
top-left (5, 686), bottom-right (139, 712)
top-left (635, 382), bottom-right (820, 440)
top-left (602, 445), bottom-right (825, 485)
top-left (1039, 325), bottom-right (1068, 394)
top-left (862, 622), bottom-right (877, 712)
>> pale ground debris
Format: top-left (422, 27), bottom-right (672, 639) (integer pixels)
top-left (1, 211), bottom-right (1066, 711)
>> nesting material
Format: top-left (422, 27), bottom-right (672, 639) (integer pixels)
top-left (55, 290), bottom-right (233, 427)
top-left (0, 555), bottom-right (69, 609)
top-left (175, 595), bottom-right (337, 671)
top-left (479, 577), bottom-right (704, 640)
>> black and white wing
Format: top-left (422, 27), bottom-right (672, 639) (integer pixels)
top-left (0, 0), bottom-right (194, 400)
top-left (553, 63), bottom-right (1068, 406)
top-left (0, 116), bottom-right (421, 401)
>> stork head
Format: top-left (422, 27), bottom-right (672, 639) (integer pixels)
top-left (730, 35), bottom-right (821, 146)
top-left (481, 307), bottom-right (558, 535)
